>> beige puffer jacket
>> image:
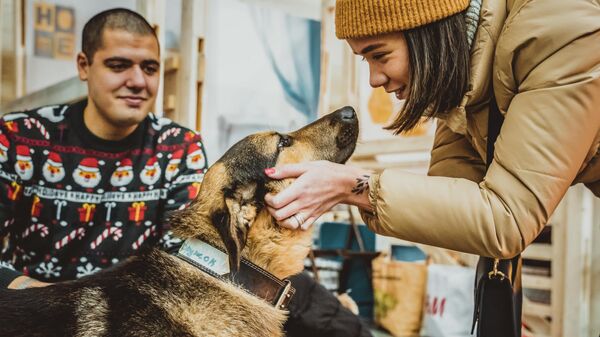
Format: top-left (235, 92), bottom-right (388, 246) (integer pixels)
top-left (362, 0), bottom-right (600, 258)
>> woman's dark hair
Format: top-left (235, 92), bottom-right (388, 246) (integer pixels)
top-left (82, 8), bottom-right (158, 64)
top-left (385, 12), bottom-right (470, 135)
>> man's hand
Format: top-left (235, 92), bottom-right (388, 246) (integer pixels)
top-left (7, 276), bottom-right (50, 289)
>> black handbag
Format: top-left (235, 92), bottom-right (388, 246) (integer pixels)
top-left (471, 96), bottom-right (523, 337)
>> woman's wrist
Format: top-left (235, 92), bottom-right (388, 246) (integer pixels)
top-left (342, 167), bottom-right (375, 212)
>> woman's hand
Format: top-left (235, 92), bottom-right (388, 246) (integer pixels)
top-left (264, 160), bottom-right (373, 230)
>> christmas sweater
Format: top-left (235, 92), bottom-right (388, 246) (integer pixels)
top-left (0, 99), bottom-right (207, 284)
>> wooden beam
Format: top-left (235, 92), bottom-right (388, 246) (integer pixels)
top-left (561, 185), bottom-right (593, 337)
top-left (176, 0), bottom-right (206, 129)
top-left (1, 0), bottom-right (25, 106)
top-left (551, 195), bottom-right (566, 337)
top-left (590, 197), bottom-right (600, 334)
top-left (137, 0), bottom-right (166, 117)
top-left (15, 0), bottom-right (24, 98)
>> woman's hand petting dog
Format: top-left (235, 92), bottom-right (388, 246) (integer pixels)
top-left (264, 160), bottom-right (374, 230)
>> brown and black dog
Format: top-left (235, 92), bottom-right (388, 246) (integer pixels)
top-left (0, 107), bottom-right (358, 337)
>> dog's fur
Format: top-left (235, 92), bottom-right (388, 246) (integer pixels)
top-left (0, 107), bottom-right (358, 337)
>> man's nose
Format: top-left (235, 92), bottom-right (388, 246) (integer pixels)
top-left (126, 65), bottom-right (146, 90)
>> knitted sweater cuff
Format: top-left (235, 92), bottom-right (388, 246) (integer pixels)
top-left (0, 267), bottom-right (23, 288)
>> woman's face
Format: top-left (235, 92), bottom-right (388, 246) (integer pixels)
top-left (347, 32), bottom-right (410, 100)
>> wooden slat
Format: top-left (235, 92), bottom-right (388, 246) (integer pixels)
top-left (523, 314), bottom-right (551, 337)
top-left (164, 53), bottom-right (180, 73)
top-left (347, 158), bottom-right (429, 172)
top-left (351, 136), bottom-right (434, 159)
top-left (523, 275), bottom-right (552, 291)
top-left (524, 297), bottom-right (552, 317)
top-left (523, 243), bottom-right (553, 261)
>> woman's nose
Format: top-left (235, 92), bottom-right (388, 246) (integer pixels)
top-left (369, 64), bottom-right (388, 88)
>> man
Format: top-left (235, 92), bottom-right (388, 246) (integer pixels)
top-left (0, 8), bottom-right (207, 289)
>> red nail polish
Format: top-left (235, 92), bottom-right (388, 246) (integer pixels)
top-left (264, 168), bottom-right (275, 175)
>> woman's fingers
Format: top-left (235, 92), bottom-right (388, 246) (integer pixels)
top-left (300, 215), bottom-right (319, 230)
top-left (266, 200), bottom-right (304, 222)
top-left (264, 163), bottom-right (311, 180)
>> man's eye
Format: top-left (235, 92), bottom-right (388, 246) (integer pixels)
top-left (143, 66), bottom-right (158, 75)
top-left (277, 136), bottom-right (292, 149)
top-left (108, 63), bottom-right (128, 71)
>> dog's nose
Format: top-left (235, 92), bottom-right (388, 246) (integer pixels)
top-left (339, 106), bottom-right (356, 121)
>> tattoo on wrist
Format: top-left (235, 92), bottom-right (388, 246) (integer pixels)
top-left (351, 174), bottom-right (370, 195)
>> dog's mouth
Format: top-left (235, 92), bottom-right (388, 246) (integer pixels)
top-left (336, 126), bottom-right (358, 150)
top-left (333, 106), bottom-right (359, 163)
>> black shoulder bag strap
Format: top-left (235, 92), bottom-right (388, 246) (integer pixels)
top-left (471, 96), bottom-right (523, 337)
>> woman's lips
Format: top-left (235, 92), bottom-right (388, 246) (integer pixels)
top-left (394, 86), bottom-right (407, 100)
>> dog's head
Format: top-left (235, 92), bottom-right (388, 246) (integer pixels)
top-left (171, 106), bottom-right (358, 278)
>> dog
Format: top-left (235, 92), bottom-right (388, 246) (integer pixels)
top-left (0, 106), bottom-right (359, 337)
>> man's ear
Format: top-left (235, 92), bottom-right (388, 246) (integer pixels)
top-left (214, 183), bottom-right (259, 274)
top-left (77, 52), bottom-right (90, 81)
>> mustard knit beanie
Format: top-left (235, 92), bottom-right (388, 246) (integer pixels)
top-left (335, 0), bottom-right (470, 39)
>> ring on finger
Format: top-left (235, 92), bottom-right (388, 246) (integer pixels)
top-left (291, 213), bottom-right (304, 227)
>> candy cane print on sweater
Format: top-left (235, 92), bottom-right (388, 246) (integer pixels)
top-left (131, 224), bottom-right (156, 250)
top-left (23, 117), bottom-right (50, 139)
top-left (90, 227), bottom-right (123, 249)
top-left (54, 227), bottom-right (86, 250)
top-left (21, 224), bottom-right (49, 238)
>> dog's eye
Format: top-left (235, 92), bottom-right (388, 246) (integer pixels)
top-left (277, 135), bottom-right (292, 149)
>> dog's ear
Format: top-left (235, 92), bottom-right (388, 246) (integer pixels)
top-left (213, 183), bottom-right (259, 274)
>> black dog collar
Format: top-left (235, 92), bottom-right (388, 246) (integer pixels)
top-left (174, 238), bottom-right (295, 310)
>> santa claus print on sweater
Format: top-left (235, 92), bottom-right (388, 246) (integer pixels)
top-left (0, 134), bottom-right (9, 163)
top-left (186, 142), bottom-right (206, 170)
top-left (140, 156), bottom-right (161, 185)
top-left (42, 152), bottom-right (66, 183)
top-left (165, 149), bottom-right (183, 181)
top-left (15, 145), bottom-right (34, 180)
top-left (73, 157), bottom-right (101, 188)
top-left (110, 158), bottom-right (134, 187)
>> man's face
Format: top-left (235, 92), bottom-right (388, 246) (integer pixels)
top-left (77, 29), bottom-right (160, 139)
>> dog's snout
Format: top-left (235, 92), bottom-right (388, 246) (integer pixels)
top-left (338, 106), bottom-right (356, 122)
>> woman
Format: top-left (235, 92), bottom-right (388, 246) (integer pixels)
top-left (264, 0), bottom-right (600, 258)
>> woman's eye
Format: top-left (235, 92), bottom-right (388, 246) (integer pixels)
top-left (373, 53), bottom-right (387, 61)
